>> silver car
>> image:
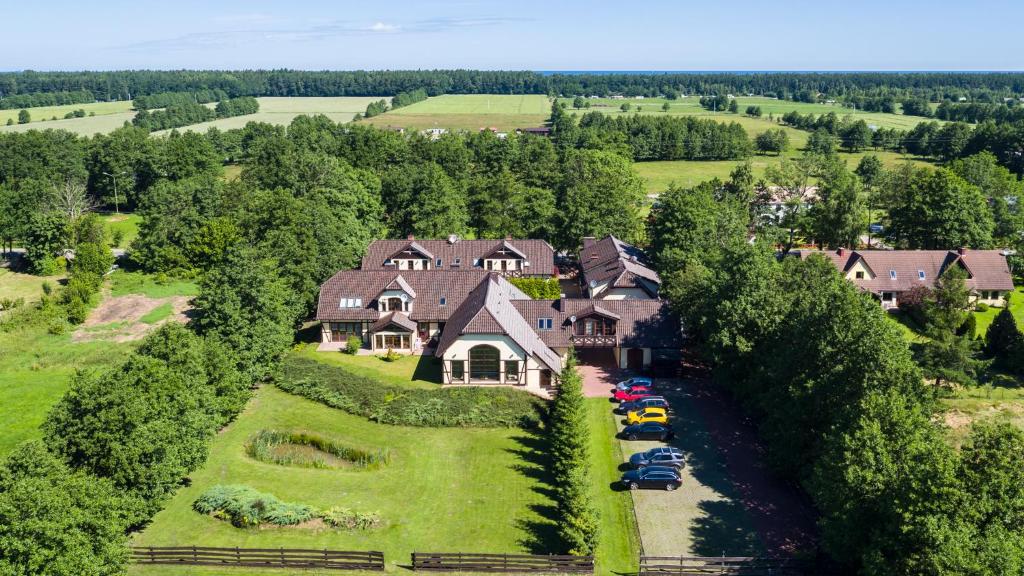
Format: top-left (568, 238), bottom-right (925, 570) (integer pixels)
top-left (628, 446), bottom-right (685, 470)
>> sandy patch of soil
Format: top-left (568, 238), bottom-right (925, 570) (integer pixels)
top-left (72, 294), bottom-right (191, 342)
top-left (942, 409), bottom-right (973, 431)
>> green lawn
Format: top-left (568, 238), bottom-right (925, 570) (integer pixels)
top-left (973, 287), bottom-right (1024, 335)
top-left (291, 343), bottom-right (441, 390)
top-left (132, 385), bottom-right (560, 573)
top-left (101, 212), bottom-right (142, 248)
top-left (110, 271), bottom-right (199, 299)
top-left (0, 321), bottom-right (132, 456)
top-left (586, 399), bottom-right (641, 574)
top-left (140, 302), bottom-right (174, 324)
top-left (0, 268), bottom-right (64, 305)
top-left (0, 100), bottom-right (134, 126)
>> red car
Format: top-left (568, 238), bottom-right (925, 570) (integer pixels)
top-left (613, 387), bottom-right (654, 402)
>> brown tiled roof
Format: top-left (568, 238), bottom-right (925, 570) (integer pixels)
top-left (317, 270), bottom-right (490, 322)
top-left (362, 238), bottom-right (555, 276)
top-left (511, 299), bottom-right (683, 349)
top-left (383, 274), bottom-right (416, 298)
top-left (370, 312), bottom-right (417, 333)
top-left (579, 235), bottom-right (661, 293)
top-left (436, 275), bottom-right (563, 372)
top-left (796, 249), bottom-right (1014, 293)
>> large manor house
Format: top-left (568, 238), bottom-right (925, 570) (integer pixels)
top-left (316, 235), bottom-right (682, 397)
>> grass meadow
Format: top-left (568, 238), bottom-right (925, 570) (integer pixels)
top-left (362, 94), bottom-right (551, 132)
top-left (0, 111), bottom-right (137, 136)
top-left (0, 100), bottom-right (134, 126)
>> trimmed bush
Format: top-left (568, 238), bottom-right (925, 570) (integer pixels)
top-left (193, 485), bottom-right (382, 530)
top-left (276, 355), bottom-right (546, 428)
top-left (345, 335), bottom-right (362, 355)
top-left (245, 430), bottom-right (390, 469)
top-left (193, 485), bottom-right (316, 528)
top-left (975, 302), bottom-right (990, 312)
top-left (321, 507), bottom-right (383, 530)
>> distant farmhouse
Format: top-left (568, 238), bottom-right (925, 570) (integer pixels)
top-left (317, 236), bottom-right (682, 396)
top-left (793, 248), bottom-right (1014, 309)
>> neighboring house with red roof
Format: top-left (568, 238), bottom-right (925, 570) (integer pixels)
top-left (794, 247), bottom-right (1015, 310)
top-left (579, 235), bottom-right (661, 299)
top-left (317, 237), bottom-right (682, 397)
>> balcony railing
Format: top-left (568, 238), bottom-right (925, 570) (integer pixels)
top-left (571, 334), bottom-right (617, 347)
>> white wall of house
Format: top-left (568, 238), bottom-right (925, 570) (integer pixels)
top-left (441, 333), bottom-right (550, 394)
top-left (618, 347), bottom-right (652, 369)
top-left (845, 260), bottom-right (875, 281)
top-left (483, 258), bottom-right (523, 272)
top-left (395, 259), bottom-right (430, 270)
top-left (973, 290), bottom-right (1008, 307)
top-left (602, 287), bottom-right (654, 300)
top-left (377, 289), bottom-right (412, 313)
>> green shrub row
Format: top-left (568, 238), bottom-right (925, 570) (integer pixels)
top-left (276, 355), bottom-right (546, 428)
top-left (245, 429), bottom-right (391, 469)
top-left (508, 277), bottom-right (562, 299)
top-left (193, 484), bottom-right (382, 530)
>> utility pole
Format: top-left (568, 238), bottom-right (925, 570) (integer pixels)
top-left (103, 171), bottom-right (127, 214)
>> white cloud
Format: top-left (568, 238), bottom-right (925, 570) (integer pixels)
top-left (368, 22), bottom-right (400, 33)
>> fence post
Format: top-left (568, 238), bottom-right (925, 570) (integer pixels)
top-left (235, 546), bottom-right (240, 564)
top-left (280, 547), bottom-right (285, 566)
top-left (192, 545), bottom-right (197, 563)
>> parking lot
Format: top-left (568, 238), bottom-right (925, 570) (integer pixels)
top-left (591, 361), bottom-right (818, 557)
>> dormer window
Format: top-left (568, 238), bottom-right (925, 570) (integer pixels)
top-left (889, 270), bottom-right (897, 280)
top-left (436, 258), bottom-right (443, 268)
top-left (918, 270), bottom-right (926, 280)
top-left (439, 296), bottom-right (447, 306)
top-left (538, 318), bottom-right (553, 330)
top-left (384, 259), bottom-right (395, 266)
top-left (453, 258), bottom-right (461, 267)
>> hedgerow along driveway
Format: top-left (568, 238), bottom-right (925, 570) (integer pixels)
top-left (598, 369), bottom-right (818, 557)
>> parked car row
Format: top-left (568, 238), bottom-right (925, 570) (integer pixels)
top-left (610, 377), bottom-right (685, 491)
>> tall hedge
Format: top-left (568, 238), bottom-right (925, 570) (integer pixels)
top-left (548, 350), bottom-right (598, 555)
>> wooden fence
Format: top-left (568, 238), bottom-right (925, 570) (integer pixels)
top-left (131, 546), bottom-right (384, 571)
top-left (638, 555), bottom-right (809, 576)
top-left (411, 552), bottom-right (594, 573)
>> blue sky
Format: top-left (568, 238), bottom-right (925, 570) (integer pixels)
top-left (4, 0), bottom-right (1023, 71)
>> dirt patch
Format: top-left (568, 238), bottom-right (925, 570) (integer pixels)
top-left (942, 409), bottom-right (974, 431)
top-left (72, 294), bottom-right (191, 342)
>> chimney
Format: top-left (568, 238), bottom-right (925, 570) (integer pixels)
top-left (505, 234), bottom-right (513, 241)
top-left (957, 247), bottom-right (967, 255)
top-left (837, 247), bottom-right (845, 257)
top-left (407, 234), bottom-right (415, 241)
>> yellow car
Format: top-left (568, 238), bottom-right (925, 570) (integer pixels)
top-left (626, 407), bottom-right (668, 425)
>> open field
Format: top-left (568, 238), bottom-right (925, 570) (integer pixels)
top-left (101, 212), bottom-right (142, 247)
top-left (154, 97), bottom-right (388, 135)
top-left (0, 111), bottom-right (137, 135)
top-left (132, 385), bottom-right (558, 573)
top-left (362, 94), bottom-right (552, 132)
top-left (0, 100), bottom-right (134, 126)
top-left (0, 267), bottom-right (63, 305)
top-left (635, 150), bottom-right (933, 193)
top-left (0, 317), bottom-right (133, 456)
top-left (0, 270), bottom-right (197, 455)
top-left (560, 95), bottom-right (939, 131)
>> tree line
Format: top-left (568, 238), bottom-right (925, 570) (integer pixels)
top-left (4, 70), bottom-right (1024, 103)
top-left (554, 103), bottom-right (753, 161)
top-left (648, 167), bottom-right (1024, 575)
top-left (0, 89), bottom-right (95, 109)
top-left (132, 89), bottom-right (228, 110)
top-left (131, 96), bottom-right (259, 131)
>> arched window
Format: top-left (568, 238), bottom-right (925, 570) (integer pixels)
top-left (469, 345), bottom-right (500, 380)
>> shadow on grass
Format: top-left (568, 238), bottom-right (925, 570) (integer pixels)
top-left (508, 431), bottom-right (564, 554)
top-left (690, 499), bottom-right (763, 557)
top-left (412, 354), bottom-right (442, 382)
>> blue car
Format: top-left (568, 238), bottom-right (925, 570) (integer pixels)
top-left (620, 466), bottom-right (682, 491)
top-left (615, 376), bottom-right (653, 392)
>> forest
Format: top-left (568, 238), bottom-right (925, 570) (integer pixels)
top-left (4, 70), bottom-right (1024, 103)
